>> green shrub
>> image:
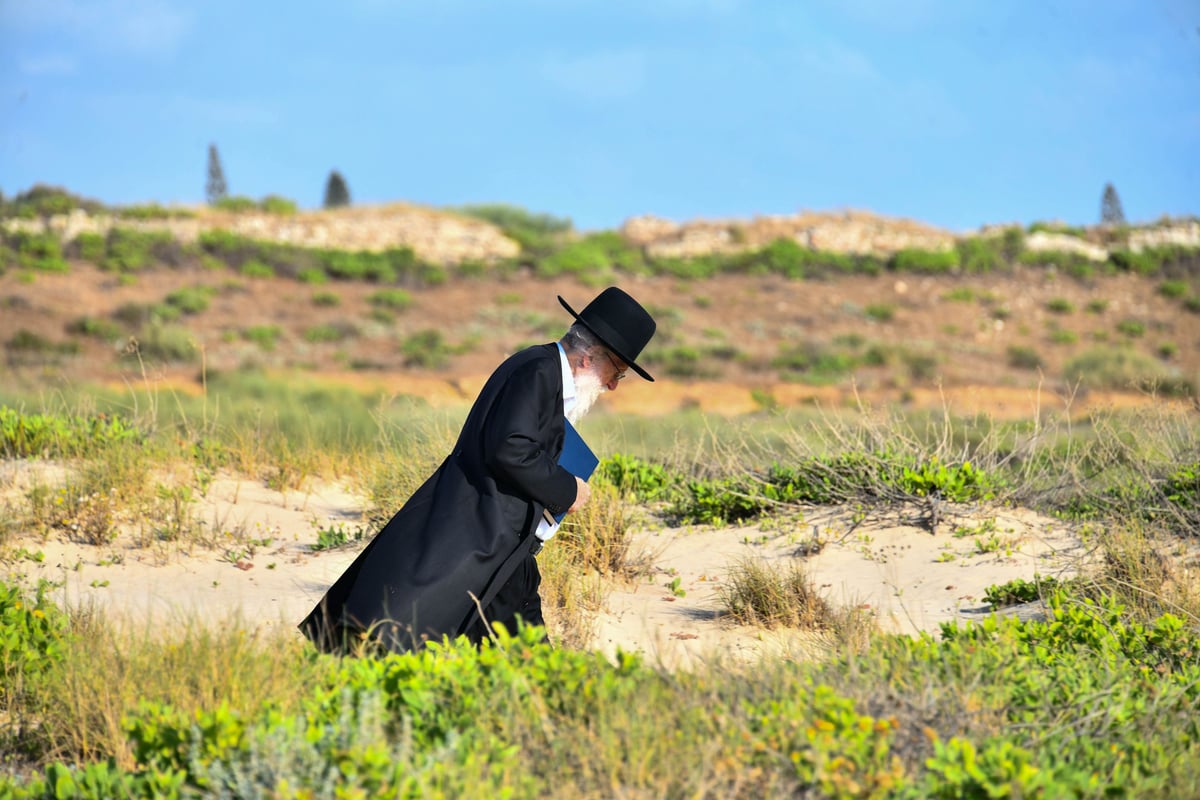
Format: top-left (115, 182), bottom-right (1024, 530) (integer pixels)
top-left (1109, 248), bottom-right (1162, 275)
top-left (898, 457), bottom-right (997, 502)
top-left (535, 231), bottom-right (640, 282)
top-left (242, 325), bottom-right (282, 351)
top-left (367, 288), bottom-right (413, 310)
top-left (72, 231), bottom-right (107, 262)
top-left (1115, 319), bottom-right (1145, 338)
top-left (303, 322), bottom-right (356, 343)
top-left (296, 267), bottom-right (327, 284)
top-left (5, 329), bottom-right (80, 357)
top-left (1019, 248), bottom-right (1097, 279)
top-left (891, 247), bottom-right (960, 274)
top-left (1063, 346), bottom-right (1190, 395)
top-left (453, 203), bottom-right (572, 257)
top-left (101, 228), bottom-right (179, 272)
top-left (739, 238), bottom-right (813, 279)
top-left (864, 303), bottom-right (895, 322)
top-left (164, 285), bottom-right (215, 315)
top-left (596, 454), bottom-right (676, 502)
top-left (771, 341), bottom-right (858, 384)
top-left (0, 406), bottom-right (141, 459)
top-left (1028, 220), bottom-right (1086, 238)
top-left (2, 184), bottom-right (104, 218)
top-left (311, 290), bottom-right (340, 307)
top-left (213, 195), bottom-right (258, 213)
top-left (1045, 297), bottom-right (1074, 314)
top-left (259, 194), bottom-right (298, 215)
top-left (1157, 280), bottom-right (1188, 299)
top-left (239, 260), bottom-right (274, 279)
top-left (982, 575), bottom-right (1068, 608)
top-left (955, 237), bottom-right (1006, 273)
top-left (400, 329), bottom-right (453, 368)
top-left (9, 231), bottom-right (68, 272)
top-left (115, 202), bottom-right (193, 220)
top-left (66, 316), bottom-right (125, 343)
top-left (133, 322), bottom-right (197, 363)
top-left (940, 287), bottom-right (975, 303)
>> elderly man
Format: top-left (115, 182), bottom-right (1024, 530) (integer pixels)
top-left (300, 286), bottom-right (657, 653)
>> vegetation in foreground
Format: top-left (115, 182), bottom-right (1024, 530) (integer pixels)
top-left (0, 385), bottom-right (1198, 798)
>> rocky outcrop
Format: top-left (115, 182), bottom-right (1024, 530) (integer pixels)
top-left (6, 204), bottom-right (1196, 266)
top-left (1023, 231), bottom-right (1109, 262)
top-left (2, 205), bottom-right (521, 266)
top-left (1129, 221), bottom-right (1200, 251)
top-left (622, 210), bottom-right (957, 259)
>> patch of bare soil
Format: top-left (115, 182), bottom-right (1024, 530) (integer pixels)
top-left (2, 263), bottom-right (1196, 418)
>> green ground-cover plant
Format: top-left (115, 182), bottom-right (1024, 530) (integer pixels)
top-left (0, 407), bottom-right (141, 459)
top-left (669, 452), bottom-right (1001, 524)
top-left (2, 587), bottom-right (1198, 798)
top-left (595, 453), bottom-right (676, 502)
top-left (310, 521), bottom-right (367, 551)
top-left (982, 575), bottom-right (1071, 608)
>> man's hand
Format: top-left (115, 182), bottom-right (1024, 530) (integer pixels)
top-left (567, 476), bottom-right (591, 513)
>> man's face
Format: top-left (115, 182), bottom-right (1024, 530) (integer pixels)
top-left (569, 350), bottom-right (623, 424)
top-left (597, 350), bottom-right (629, 391)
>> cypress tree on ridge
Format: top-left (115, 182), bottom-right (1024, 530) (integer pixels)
top-left (323, 170), bottom-right (351, 208)
top-left (206, 144), bottom-right (228, 205)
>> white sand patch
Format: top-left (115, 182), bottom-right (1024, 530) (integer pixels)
top-left (3, 469), bottom-right (1088, 663)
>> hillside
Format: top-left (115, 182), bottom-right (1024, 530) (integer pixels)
top-left (1, 202), bottom-right (1198, 418)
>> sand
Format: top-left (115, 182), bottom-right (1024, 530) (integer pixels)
top-left (1, 469), bottom-right (1089, 667)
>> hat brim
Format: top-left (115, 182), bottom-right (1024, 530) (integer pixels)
top-left (559, 296), bottom-right (654, 381)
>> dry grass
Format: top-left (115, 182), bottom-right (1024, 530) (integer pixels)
top-left (718, 557), bottom-right (834, 630)
top-left (30, 604), bottom-right (322, 767)
top-left (539, 483), bottom-right (651, 648)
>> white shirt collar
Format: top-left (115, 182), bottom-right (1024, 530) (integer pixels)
top-left (556, 342), bottom-right (576, 415)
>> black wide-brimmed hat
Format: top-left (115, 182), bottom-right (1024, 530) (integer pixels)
top-left (559, 286), bottom-right (657, 381)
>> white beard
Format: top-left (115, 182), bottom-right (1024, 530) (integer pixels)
top-left (567, 367), bottom-right (606, 425)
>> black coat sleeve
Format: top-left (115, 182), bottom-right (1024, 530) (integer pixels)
top-left (481, 353), bottom-right (578, 514)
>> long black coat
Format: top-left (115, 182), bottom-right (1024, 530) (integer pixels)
top-left (299, 343), bottom-right (578, 653)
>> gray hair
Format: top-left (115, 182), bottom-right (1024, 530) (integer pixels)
top-left (560, 322), bottom-right (605, 357)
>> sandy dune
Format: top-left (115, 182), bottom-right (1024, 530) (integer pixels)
top-left (2, 472), bottom-right (1087, 665)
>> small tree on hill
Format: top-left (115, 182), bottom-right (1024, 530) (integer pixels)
top-left (1100, 182), bottom-right (1126, 226)
top-left (323, 170), bottom-right (351, 208)
top-left (206, 144), bottom-right (228, 205)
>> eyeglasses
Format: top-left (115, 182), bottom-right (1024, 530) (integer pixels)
top-left (602, 350), bottom-right (628, 381)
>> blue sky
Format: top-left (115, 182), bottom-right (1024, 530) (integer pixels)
top-left (2, 1), bottom-right (1197, 233)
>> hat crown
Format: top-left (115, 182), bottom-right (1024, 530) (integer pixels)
top-left (559, 287), bottom-right (657, 381)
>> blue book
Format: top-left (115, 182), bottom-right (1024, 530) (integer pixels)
top-left (550, 419), bottom-right (599, 524)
